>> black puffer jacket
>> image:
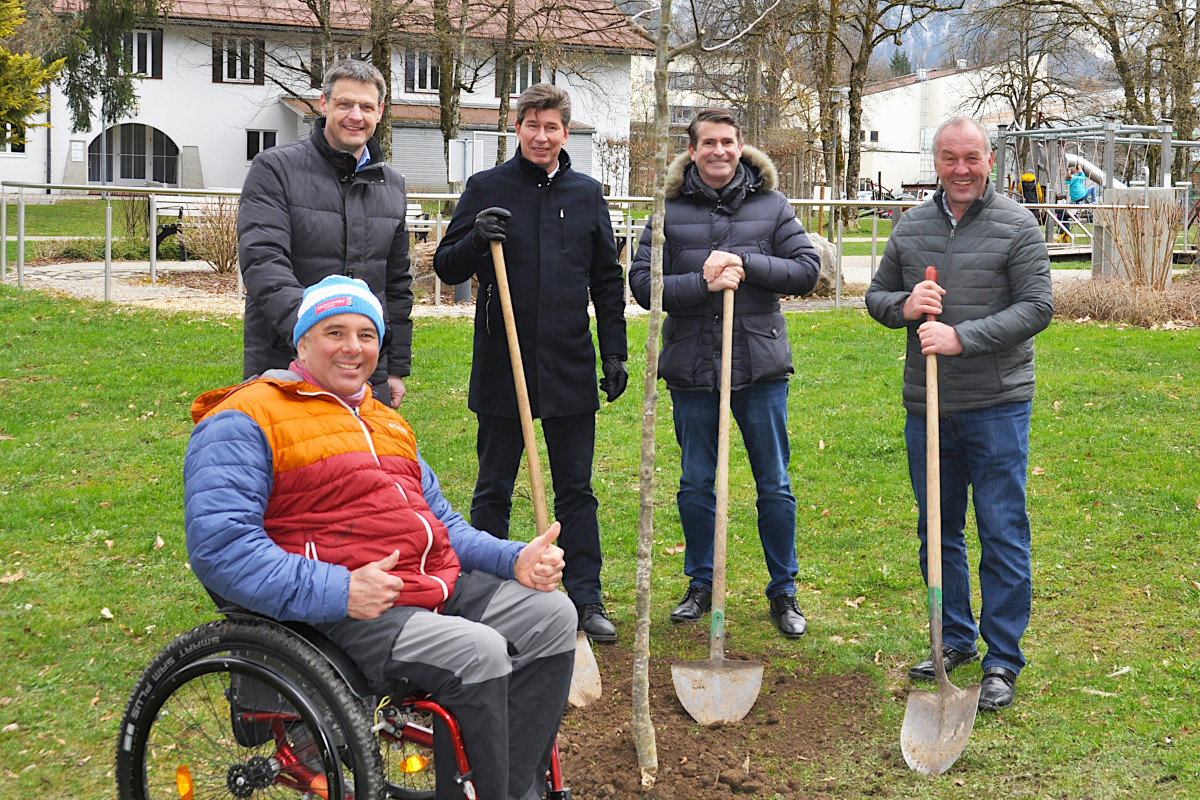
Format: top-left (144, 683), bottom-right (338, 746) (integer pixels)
top-left (432, 148), bottom-right (626, 419)
top-left (865, 182), bottom-right (1053, 416)
top-left (629, 146), bottom-right (820, 393)
top-left (238, 121), bottom-right (413, 395)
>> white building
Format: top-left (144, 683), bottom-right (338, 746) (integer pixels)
top-left (856, 64), bottom-right (1024, 194)
top-left (3, 0), bottom-right (645, 192)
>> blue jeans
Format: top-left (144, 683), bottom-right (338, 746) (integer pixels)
top-left (672, 380), bottom-right (798, 599)
top-left (904, 401), bottom-right (1033, 675)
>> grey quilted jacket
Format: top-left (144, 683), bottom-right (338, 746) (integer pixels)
top-left (865, 182), bottom-right (1053, 416)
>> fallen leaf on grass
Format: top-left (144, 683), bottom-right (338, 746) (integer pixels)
top-left (1031, 466), bottom-right (1046, 475)
top-left (100, 607), bottom-right (114, 620)
top-left (0, 570), bottom-right (23, 584)
top-left (104, 540), bottom-right (114, 549)
top-left (2, 723), bottom-right (17, 733)
top-left (1191, 581), bottom-right (1200, 592)
top-left (1108, 666), bottom-right (1131, 678)
top-left (1071, 686), bottom-right (1117, 697)
top-left (153, 535), bottom-right (165, 550)
top-left (662, 543), bottom-right (685, 555)
top-left (844, 596), bottom-right (865, 608)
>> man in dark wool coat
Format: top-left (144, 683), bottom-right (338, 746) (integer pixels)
top-left (434, 82), bottom-right (627, 644)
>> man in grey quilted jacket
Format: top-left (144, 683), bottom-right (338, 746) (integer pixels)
top-left (865, 116), bottom-right (1053, 713)
top-left (238, 60), bottom-right (413, 407)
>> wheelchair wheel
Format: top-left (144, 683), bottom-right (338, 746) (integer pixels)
top-left (116, 619), bottom-right (384, 800)
top-left (374, 703), bottom-right (436, 799)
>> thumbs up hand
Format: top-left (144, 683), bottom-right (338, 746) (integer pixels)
top-left (515, 522), bottom-right (565, 592)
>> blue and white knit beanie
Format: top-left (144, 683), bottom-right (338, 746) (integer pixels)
top-left (293, 275), bottom-right (385, 346)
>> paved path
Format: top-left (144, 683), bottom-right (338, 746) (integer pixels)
top-left (2, 257), bottom-right (1096, 316)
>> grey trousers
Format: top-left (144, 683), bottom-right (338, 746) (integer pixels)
top-left (317, 571), bottom-right (576, 800)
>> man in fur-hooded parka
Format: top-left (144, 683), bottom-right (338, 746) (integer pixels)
top-left (629, 108), bottom-right (820, 639)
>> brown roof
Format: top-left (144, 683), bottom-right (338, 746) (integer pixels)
top-left (281, 97), bottom-right (596, 131)
top-left (864, 68), bottom-right (967, 96)
top-left (57, 0), bottom-right (647, 51)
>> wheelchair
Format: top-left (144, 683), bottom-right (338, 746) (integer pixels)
top-left (116, 611), bottom-right (572, 799)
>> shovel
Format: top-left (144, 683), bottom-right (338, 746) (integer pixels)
top-left (489, 242), bottom-right (602, 708)
top-left (900, 266), bottom-right (981, 776)
top-left (672, 288), bottom-right (764, 726)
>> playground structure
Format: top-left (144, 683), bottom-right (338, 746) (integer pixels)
top-left (993, 117), bottom-right (1200, 277)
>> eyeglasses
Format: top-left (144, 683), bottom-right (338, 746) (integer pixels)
top-left (331, 98), bottom-right (379, 115)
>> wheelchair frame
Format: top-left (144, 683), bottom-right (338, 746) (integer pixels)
top-left (116, 612), bottom-right (571, 800)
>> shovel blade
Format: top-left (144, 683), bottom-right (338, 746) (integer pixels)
top-left (671, 658), bottom-right (763, 726)
top-left (567, 632), bottom-right (602, 708)
top-left (900, 683), bottom-right (982, 776)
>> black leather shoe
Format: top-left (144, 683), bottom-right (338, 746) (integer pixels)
top-left (768, 594), bottom-right (807, 638)
top-left (577, 603), bottom-right (617, 644)
top-left (978, 666), bottom-right (1017, 711)
top-left (669, 585), bottom-right (712, 624)
top-left (907, 647), bottom-right (980, 681)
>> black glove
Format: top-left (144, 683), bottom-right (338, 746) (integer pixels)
top-left (470, 207), bottom-right (511, 252)
top-left (599, 355), bottom-right (628, 403)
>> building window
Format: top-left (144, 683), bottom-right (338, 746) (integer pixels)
top-left (404, 49), bottom-right (439, 93)
top-left (122, 29), bottom-right (162, 78)
top-left (212, 35), bottom-right (265, 84)
top-left (2, 123), bottom-right (26, 154)
top-left (152, 128), bottom-right (178, 184)
top-left (870, 130), bottom-right (879, 142)
top-left (88, 124), bottom-right (177, 185)
top-left (246, 130), bottom-right (277, 161)
top-left (497, 56), bottom-right (541, 97)
top-left (311, 44), bottom-right (365, 89)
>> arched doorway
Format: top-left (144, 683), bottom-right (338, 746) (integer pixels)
top-left (88, 124), bottom-right (179, 185)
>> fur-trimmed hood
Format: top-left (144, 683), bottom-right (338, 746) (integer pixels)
top-left (663, 144), bottom-right (779, 200)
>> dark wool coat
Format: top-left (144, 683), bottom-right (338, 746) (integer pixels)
top-left (629, 146), bottom-right (821, 393)
top-left (238, 121), bottom-right (413, 393)
top-left (865, 182), bottom-right (1054, 417)
top-left (433, 148), bottom-right (627, 419)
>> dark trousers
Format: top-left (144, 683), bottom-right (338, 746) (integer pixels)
top-left (471, 412), bottom-right (603, 606)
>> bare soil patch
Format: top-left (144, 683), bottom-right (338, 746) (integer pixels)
top-left (558, 640), bottom-right (885, 799)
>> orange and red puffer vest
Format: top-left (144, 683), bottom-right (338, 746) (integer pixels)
top-left (191, 378), bottom-right (461, 611)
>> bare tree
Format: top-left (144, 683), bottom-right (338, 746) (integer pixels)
top-left (840, 0), bottom-right (964, 199)
top-left (611, 0), bottom-right (784, 784)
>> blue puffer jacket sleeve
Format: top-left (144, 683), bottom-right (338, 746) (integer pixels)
top-left (184, 409), bottom-right (351, 623)
top-left (418, 452), bottom-right (521, 579)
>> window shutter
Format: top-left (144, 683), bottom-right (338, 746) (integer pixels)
top-left (212, 35), bottom-right (222, 82)
top-left (151, 30), bottom-right (163, 79)
top-left (254, 39), bottom-right (266, 85)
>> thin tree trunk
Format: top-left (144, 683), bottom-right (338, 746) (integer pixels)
top-left (631, 1), bottom-right (668, 784)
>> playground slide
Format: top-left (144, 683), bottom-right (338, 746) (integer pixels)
top-left (1064, 152), bottom-right (1127, 189)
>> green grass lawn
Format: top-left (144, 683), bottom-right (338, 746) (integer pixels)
top-left (1, 288), bottom-right (1198, 798)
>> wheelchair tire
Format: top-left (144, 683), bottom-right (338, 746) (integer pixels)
top-left (116, 618), bottom-right (385, 800)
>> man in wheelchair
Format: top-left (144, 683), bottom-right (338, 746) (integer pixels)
top-left (183, 275), bottom-right (577, 800)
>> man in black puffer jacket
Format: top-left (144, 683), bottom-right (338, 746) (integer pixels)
top-left (866, 116), bottom-right (1053, 713)
top-left (238, 60), bottom-right (413, 408)
top-left (433, 83), bottom-right (628, 644)
top-left (629, 108), bottom-right (820, 639)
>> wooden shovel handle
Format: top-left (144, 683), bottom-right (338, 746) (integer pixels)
top-left (710, 287), bottom-right (734, 661)
top-left (490, 241), bottom-right (550, 535)
top-left (923, 265), bottom-right (947, 682)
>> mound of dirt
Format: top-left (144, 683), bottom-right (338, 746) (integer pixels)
top-left (558, 640), bottom-right (883, 799)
